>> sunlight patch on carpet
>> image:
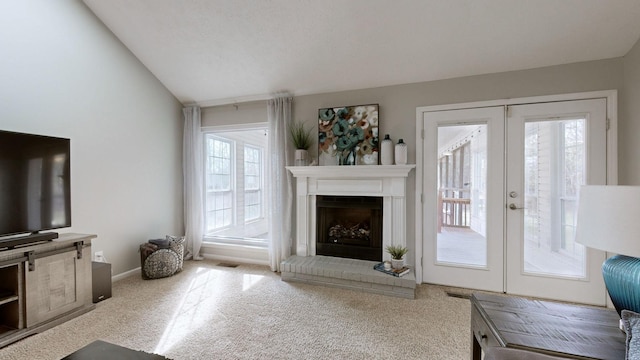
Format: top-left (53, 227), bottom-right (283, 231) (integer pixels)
top-left (154, 267), bottom-right (225, 355)
top-left (242, 274), bottom-right (264, 291)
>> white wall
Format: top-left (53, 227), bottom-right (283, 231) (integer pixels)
top-left (621, 37), bottom-right (640, 185)
top-left (202, 101), bottom-right (268, 127)
top-left (0, 0), bottom-right (183, 276)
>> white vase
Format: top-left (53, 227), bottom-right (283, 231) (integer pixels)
top-left (391, 258), bottom-right (404, 270)
top-left (395, 139), bottom-right (407, 165)
top-left (380, 134), bottom-right (394, 165)
top-left (295, 149), bottom-right (308, 166)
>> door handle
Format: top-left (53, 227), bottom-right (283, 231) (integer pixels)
top-left (509, 203), bottom-right (525, 210)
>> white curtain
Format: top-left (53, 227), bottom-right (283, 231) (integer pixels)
top-left (183, 105), bottom-right (204, 260)
top-left (268, 96), bottom-right (294, 271)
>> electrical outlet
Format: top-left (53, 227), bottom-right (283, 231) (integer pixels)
top-left (94, 250), bottom-right (105, 262)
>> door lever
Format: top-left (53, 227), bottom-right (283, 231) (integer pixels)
top-left (509, 203), bottom-right (525, 210)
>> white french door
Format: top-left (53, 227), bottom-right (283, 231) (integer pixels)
top-left (421, 107), bottom-right (505, 292)
top-left (419, 96), bottom-right (611, 305)
top-left (505, 99), bottom-right (607, 305)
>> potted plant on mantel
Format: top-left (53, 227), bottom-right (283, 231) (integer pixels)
top-left (386, 244), bottom-right (408, 270)
top-left (289, 120), bottom-right (313, 166)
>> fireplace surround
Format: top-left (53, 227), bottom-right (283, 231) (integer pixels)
top-left (287, 165), bottom-right (414, 262)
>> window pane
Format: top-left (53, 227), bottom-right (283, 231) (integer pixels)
top-left (245, 176), bottom-right (258, 190)
top-left (205, 136), bottom-right (234, 231)
top-left (244, 190), bottom-right (261, 221)
top-left (244, 146), bottom-right (262, 221)
top-left (523, 119), bottom-right (586, 278)
top-left (436, 125), bottom-right (487, 267)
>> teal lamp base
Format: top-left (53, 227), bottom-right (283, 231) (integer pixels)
top-left (602, 254), bottom-right (640, 317)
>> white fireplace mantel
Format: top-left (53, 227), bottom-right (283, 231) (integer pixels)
top-left (287, 165), bottom-right (415, 261)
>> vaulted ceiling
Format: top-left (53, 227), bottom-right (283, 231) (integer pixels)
top-left (83, 0), bottom-right (640, 106)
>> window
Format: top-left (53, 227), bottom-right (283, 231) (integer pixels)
top-left (205, 137), bottom-right (233, 232)
top-left (244, 145), bottom-right (262, 222)
top-left (203, 128), bottom-right (268, 246)
top-left (438, 141), bottom-right (470, 199)
top-left (559, 119), bottom-right (585, 253)
top-left (523, 118), bottom-right (585, 257)
top-left (524, 124), bottom-right (540, 244)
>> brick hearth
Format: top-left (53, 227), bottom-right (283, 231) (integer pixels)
top-left (281, 255), bottom-right (416, 299)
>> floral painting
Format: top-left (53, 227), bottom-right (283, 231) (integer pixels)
top-left (318, 104), bottom-right (379, 165)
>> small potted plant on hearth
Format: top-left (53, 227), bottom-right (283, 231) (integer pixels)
top-left (386, 245), bottom-right (408, 270)
top-left (289, 120), bottom-right (313, 166)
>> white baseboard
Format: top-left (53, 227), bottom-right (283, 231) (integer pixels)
top-left (201, 253), bottom-right (269, 266)
top-left (112, 267), bottom-right (140, 282)
top-left (111, 243), bottom-right (269, 281)
top-left (201, 242), bottom-right (269, 266)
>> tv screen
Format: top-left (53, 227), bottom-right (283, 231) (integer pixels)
top-left (0, 130), bottom-right (71, 238)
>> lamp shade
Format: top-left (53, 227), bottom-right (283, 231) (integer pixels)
top-left (575, 185), bottom-right (640, 257)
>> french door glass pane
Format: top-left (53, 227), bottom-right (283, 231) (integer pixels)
top-left (436, 124), bottom-right (487, 267)
top-left (523, 119), bottom-right (586, 278)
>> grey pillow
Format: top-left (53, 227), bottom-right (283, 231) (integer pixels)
top-left (148, 238), bottom-right (170, 248)
top-left (622, 310), bottom-right (640, 360)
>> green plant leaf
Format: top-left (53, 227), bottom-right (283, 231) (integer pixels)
top-left (289, 120), bottom-right (314, 150)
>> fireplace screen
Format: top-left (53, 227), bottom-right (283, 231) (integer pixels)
top-left (316, 195), bottom-right (382, 261)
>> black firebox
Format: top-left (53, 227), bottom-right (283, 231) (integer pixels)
top-left (316, 195), bottom-right (382, 261)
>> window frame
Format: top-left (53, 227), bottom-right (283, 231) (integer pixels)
top-left (201, 124), bottom-right (269, 247)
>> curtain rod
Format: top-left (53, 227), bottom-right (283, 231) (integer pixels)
top-left (194, 91), bottom-right (292, 108)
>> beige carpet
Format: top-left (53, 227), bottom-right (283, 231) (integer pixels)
top-left (0, 260), bottom-right (472, 360)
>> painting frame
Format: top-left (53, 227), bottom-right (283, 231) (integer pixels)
top-left (318, 104), bottom-right (379, 166)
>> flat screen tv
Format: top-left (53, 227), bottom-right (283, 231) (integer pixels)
top-left (0, 130), bottom-right (71, 247)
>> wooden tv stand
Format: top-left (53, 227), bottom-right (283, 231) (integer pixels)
top-left (0, 233), bottom-right (95, 348)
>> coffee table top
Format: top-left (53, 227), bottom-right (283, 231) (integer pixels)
top-left (471, 293), bottom-right (626, 359)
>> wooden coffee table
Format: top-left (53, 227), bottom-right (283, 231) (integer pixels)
top-left (471, 293), bottom-right (626, 359)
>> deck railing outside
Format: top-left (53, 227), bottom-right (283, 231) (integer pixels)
top-left (438, 188), bottom-right (471, 232)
